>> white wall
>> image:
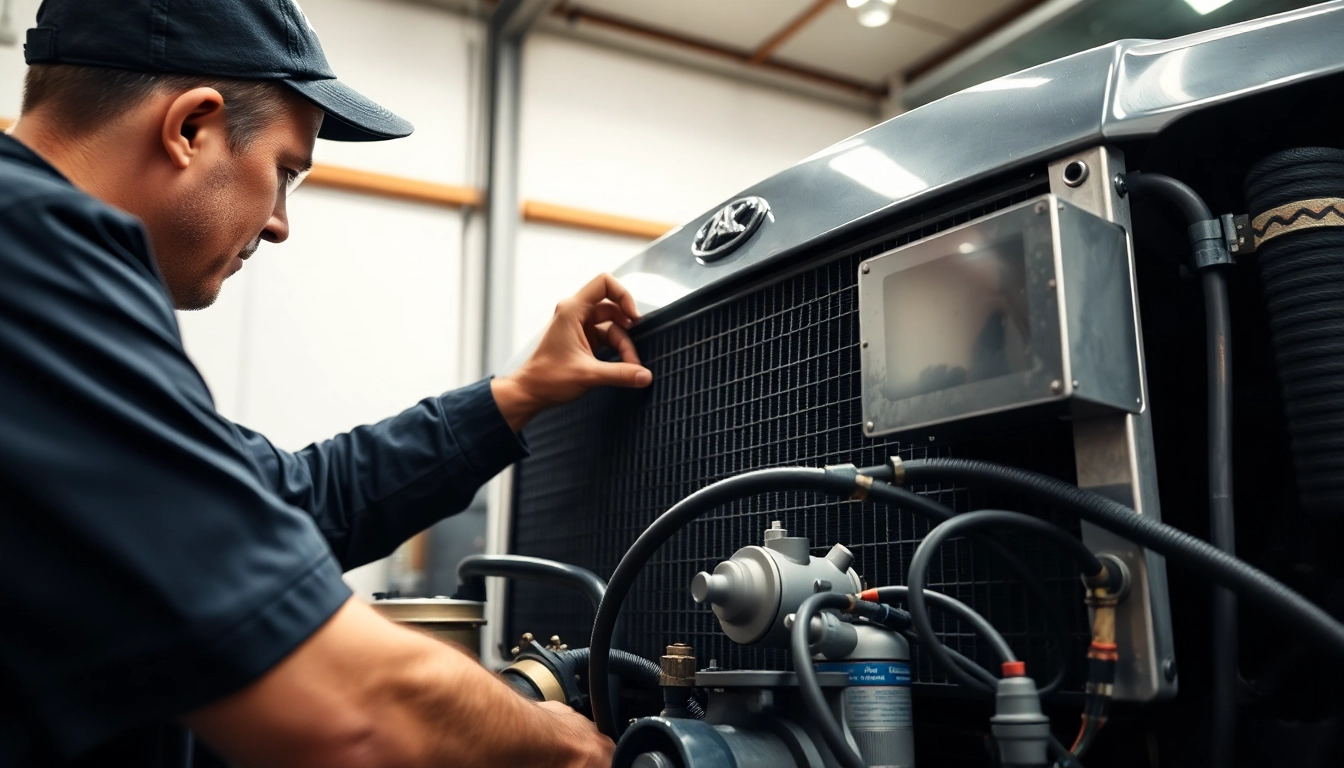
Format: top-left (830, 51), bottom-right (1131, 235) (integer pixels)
top-left (511, 33), bottom-right (875, 352)
top-left (177, 0), bottom-right (483, 598)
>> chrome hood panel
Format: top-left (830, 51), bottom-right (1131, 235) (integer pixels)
top-left (614, 1), bottom-right (1344, 315)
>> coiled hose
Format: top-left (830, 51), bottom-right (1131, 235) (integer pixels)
top-left (1244, 148), bottom-right (1344, 515)
top-left (877, 458), bottom-right (1344, 657)
top-left (503, 646), bottom-right (662, 702)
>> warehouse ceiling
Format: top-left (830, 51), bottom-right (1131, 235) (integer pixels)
top-left (409, 0), bottom-right (1328, 112)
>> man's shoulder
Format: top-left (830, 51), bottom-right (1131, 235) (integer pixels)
top-left (0, 153), bottom-right (143, 240)
top-left (0, 155), bottom-right (155, 275)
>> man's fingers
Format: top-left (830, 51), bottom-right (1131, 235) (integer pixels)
top-left (604, 322), bottom-right (642, 366)
top-left (575, 273), bottom-right (640, 321)
top-left (586, 360), bottom-right (652, 389)
top-left (587, 300), bottom-right (633, 329)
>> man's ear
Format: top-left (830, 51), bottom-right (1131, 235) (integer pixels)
top-left (161, 87), bottom-right (228, 170)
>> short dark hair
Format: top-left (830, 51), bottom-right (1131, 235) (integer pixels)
top-left (22, 64), bottom-right (290, 151)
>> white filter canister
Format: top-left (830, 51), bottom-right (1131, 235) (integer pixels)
top-left (814, 660), bottom-right (915, 767)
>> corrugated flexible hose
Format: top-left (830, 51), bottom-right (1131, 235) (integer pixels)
top-left (1244, 147), bottom-right (1344, 514)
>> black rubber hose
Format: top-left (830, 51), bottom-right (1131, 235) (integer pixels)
top-left (457, 554), bottom-right (607, 610)
top-left (558, 647), bottom-right (663, 691)
top-left (587, 468), bottom-right (858, 737)
top-left (865, 482), bottom-right (1073, 696)
top-left (792, 592), bottom-right (868, 768)
top-left (896, 458), bottom-right (1344, 658)
top-left (901, 511), bottom-right (1099, 693)
top-left (456, 553), bottom-right (623, 649)
top-left (869, 584), bottom-right (1017, 691)
top-left (1202, 267), bottom-right (1239, 768)
top-left (1124, 170), bottom-right (1238, 768)
top-left (1245, 148), bottom-right (1344, 514)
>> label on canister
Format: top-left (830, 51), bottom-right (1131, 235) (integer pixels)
top-left (814, 661), bottom-right (913, 729)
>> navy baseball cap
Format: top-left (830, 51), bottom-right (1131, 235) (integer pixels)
top-left (24, 0), bottom-right (413, 142)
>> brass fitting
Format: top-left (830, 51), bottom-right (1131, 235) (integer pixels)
top-left (660, 643), bottom-right (696, 687)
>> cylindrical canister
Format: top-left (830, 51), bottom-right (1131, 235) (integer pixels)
top-left (369, 597), bottom-right (486, 656)
top-left (815, 625), bottom-right (914, 767)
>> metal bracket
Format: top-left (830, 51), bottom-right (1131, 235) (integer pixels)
top-left (1048, 146), bottom-right (1178, 702)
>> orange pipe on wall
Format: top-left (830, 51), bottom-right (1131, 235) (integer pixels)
top-left (3, 116), bottom-right (674, 240)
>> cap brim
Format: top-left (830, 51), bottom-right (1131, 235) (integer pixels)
top-left (284, 79), bottom-right (414, 142)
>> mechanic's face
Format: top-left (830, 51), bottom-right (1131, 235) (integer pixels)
top-left (156, 95), bottom-right (321, 311)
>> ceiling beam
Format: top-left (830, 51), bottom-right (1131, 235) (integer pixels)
top-left (904, 0), bottom-right (1054, 82)
top-left (749, 0), bottom-right (833, 65)
top-left (557, 4), bottom-right (886, 100)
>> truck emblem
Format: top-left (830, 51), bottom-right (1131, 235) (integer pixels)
top-left (692, 196), bottom-right (770, 261)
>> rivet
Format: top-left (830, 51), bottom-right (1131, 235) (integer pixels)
top-left (1034, 201), bottom-right (1047, 215)
top-left (861, 263), bottom-right (871, 274)
top-left (1047, 278), bottom-right (1057, 289)
top-left (865, 421), bottom-right (874, 432)
top-left (861, 340), bottom-right (869, 348)
top-left (1050, 379), bottom-right (1063, 394)
top-left (1072, 379), bottom-right (1080, 389)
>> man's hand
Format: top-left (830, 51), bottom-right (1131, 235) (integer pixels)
top-left (492, 273), bottom-right (653, 431)
top-left (537, 701), bottom-right (616, 767)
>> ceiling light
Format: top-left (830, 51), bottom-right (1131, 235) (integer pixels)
top-left (849, 0), bottom-right (896, 28)
top-left (1183, 0), bottom-right (1234, 15)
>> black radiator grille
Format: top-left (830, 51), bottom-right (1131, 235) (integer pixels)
top-left (508, 180), bottom-right (1090, 689)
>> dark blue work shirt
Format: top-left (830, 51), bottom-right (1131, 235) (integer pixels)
top-left (0, 133), bottom-right (528, 766)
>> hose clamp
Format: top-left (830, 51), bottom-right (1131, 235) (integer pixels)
top-left (505, 658), bottom-right (567, 702)
top-left (1252, 197), bottom-right (1344, 249)
top-left (886, 456), bottom-right (906, 486)
top-left (852, 474), bottom-right (873, 501)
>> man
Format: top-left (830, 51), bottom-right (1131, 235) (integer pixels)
top-left (0, 1), bottom-right (648, 766)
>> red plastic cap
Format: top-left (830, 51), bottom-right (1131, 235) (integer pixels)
top-left (859, 588), bottom-right (880, 602)
top-left (1001, 661), bottom-right (1027, 678)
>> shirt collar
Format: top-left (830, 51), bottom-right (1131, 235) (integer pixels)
top-left (0, 132), bottom-right (74, 185)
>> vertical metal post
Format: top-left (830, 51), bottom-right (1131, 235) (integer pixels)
top-left (481, 0), bottom-right (555, 375)
top-left (477, 0), bottom-right (554, 669)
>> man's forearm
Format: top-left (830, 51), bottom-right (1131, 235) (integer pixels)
top-left (186, 599), bottom-right (609, 768)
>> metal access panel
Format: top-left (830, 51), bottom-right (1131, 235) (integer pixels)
top-left (858, 195), bottom-right (1142, 439)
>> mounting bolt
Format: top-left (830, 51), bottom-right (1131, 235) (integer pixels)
top-left (813, 578), bottom-right (833, 593)
top-left (1163, 657), bottom-right (1178, 682)
top-left (1034, 201), bottom-right (1048, 215)
top-left (861, 263), bottom-right (871, 274)
top-left (1050, 379), bottom-right (1064, 394)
